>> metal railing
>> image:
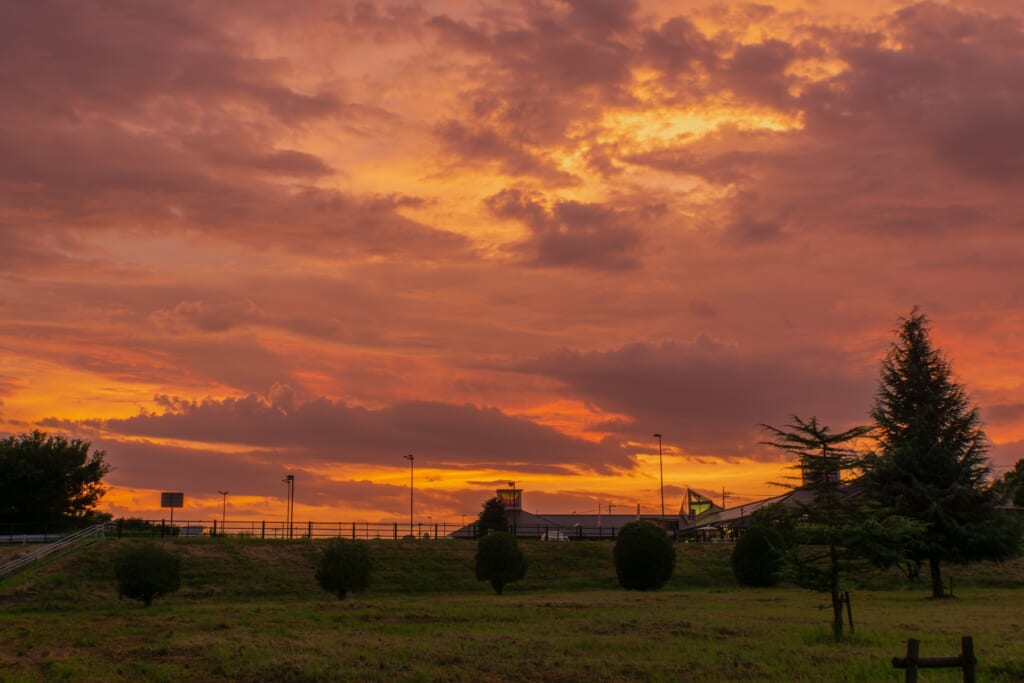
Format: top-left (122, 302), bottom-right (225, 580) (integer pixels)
top-left (0, 522), bottom-right (113, 581)
top-left (114, 519), bottom-right (662, 541)
top-left (0, 521), bottom-right (86, 543)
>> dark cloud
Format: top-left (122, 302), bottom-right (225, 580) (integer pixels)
top-left (150, 300), bottom-right (267, 335)
top-left (433, 119), bottom-right (577, 185)
top-left (67, 392), bottom-right (630, 473)
top-left (194, 136), bottom-right (334, 178)
top-left (562, 0), bottom-right (638, 37)
top-left (0, 1), bottom-right (464, 264)
top-left (425, 1), bottom-right (639, 175)
top-left (984, 403), bottom-right (1024, 426)
top-left (0, 1), bottom-right (341, 123)
top-left (722, 38), bottom-right (797, 108)
top-left (640, 16), bottom-right (718, 75)
top-left (804, 2), bottom-right (1024, 183)
top-left (726, 216), bottom-right (784, 245)
top-left (333, 1), bottom-right (428, 42)
top-left (0, 118), bottom-right (470, 258)
top-left (486, 188), bottom-right (644, 269)
top-left (520, 339), bottom-right (877, 458)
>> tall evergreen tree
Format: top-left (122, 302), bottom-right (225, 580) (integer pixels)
top-left (865, 308), bottom-right (1017, 598)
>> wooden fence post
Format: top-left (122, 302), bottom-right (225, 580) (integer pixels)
top-left (905, 638), bottom-right (920, 683)
top-left (893, 636), bottom-right (975, 683)
top-left (962, 636), bottom-right (976, 683)
top-left (844, 591), bottom-right (854, 633)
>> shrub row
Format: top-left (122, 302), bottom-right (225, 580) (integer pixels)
top-left (112, 521), bottom-right (682, 605)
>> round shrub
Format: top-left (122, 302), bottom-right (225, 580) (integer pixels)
top-left (475, 531), bottom-right (527, 595)
top-left (114, 543), bottom-right (181, 607)
top-left (613, 521), bottom-right (675, 590)
top-left (316, 538), bottom-right (371, 599)
top-left (732, 525), bottom-right (784, 587)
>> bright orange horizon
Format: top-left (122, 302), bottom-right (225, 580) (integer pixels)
top-left (2, 0), bottom-right (1023, 526)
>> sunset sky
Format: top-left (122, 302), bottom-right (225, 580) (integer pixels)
top-left (3, 0), bottom-right (1024, 525)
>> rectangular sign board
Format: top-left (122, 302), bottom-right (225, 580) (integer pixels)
top-left (160, 492), bottom-right (184, 508)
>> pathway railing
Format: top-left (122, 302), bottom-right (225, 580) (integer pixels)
top-left (0, 523), bottom-right (113, 581)
top-left (115, 519), bottom-right (647, 541)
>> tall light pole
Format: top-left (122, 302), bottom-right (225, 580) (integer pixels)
top-left (282, 475), bottom-right (294, 539)
top-left (217, 490), bottom-right (228, 532)
top-left (508, 480), bottom-right (516, 536)
top-left (404, 454), bottom-right (414, 536)
top-left (654, 433), bottom-right (664, 517)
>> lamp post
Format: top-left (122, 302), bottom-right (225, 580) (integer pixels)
top-left (508, 480), bottom-right (516, 536)
top-left (404, 454), bottom-right (414, 537)
top-left (654, 433), bottom-right (664, 517)
top-left (217, 490), bottom-right (228, 533)
top-left (282, 475), bottom-right (294, 539)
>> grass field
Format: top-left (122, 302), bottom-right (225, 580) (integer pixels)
top-left (2, 537), bottom-right (1023, 682)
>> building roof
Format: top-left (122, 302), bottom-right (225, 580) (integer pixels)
top-left (447, 509), bottom-right (676, 539)
top-left (679, 487), bottom-right (813, 531)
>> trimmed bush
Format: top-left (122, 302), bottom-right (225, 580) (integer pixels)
top-left (475, 531), bottom-right (527, 595)
top-left (114, 543), bottom-right (181, 607)
top-left (732, 525), bottom-right (784, 587)
top-left (316, 538), bottom-right (371, 599)
top-left (613, 521), bottom-right (675, 590)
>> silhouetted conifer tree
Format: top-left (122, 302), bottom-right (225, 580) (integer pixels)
top-left (865, 308), bottom-right (1018, 598)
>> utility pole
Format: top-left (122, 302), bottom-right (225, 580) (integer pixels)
top-left (654, 433), bottom-right (664, 517)
top-left (721, 486), bottom-right (735, 509)
top-left (282, 475), bottom-right (294, 538)
top-left (217, 490), bottom-right (228, 532)
top-left (404, 454), bottom-right (414, 537)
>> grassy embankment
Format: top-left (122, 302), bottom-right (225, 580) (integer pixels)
top-left (2, 537), bottom-right (1023, 682)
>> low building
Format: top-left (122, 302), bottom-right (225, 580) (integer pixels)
top-left (448, 509), bottom-right (678, 540)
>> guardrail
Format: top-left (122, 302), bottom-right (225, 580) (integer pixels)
top-left (0, 523), bottom-right (113, 581)
top-left (113, 519), bottom-right (664, 541)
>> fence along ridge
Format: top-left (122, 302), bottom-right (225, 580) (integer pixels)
top-left (0, 522), bottom-right (113, 581)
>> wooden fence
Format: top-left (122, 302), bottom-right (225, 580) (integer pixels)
top-left (892, 636), bottom-right (976, 683)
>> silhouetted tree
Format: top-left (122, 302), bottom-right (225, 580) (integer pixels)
top-left (114, 543), bottom-right (181, 607)
top-left (315, 538), bottom-right (371, 599)
top-left (475, 531), bottom-right (526, 595)
top-left (731, 504), bottom-right (796, 587)
top-left (477, 497), bottom-right (508, 534)
top-left (762, 417), bottom-right (866, 640)
top-left (0, 431), bottom-right (110, 529)
top-left (761, 416), bottom-right (920, 641)
top-left (613, 521), bottom-right (675, 591)
top-left (993, 459), bottom-right (1024, 507)
top-left (864, 309), bottom-right (1019, 599)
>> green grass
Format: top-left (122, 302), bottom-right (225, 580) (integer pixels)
top-left (2, 538), bottom-right (1023, 682)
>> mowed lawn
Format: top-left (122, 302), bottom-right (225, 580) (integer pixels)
top-left (2, 538), bottom-right (1023, 682)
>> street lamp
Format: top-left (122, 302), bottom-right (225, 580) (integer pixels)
top-left (654, 433), bottom-right (664, 517)
top-left (404, 454), bottom-right (414, 536)
top-left (217, 490), bottom-right (228, 532)
top-left (508, 480), bottom-right (517, 536)
top-left (282, 475), bottom-right (294, 539)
